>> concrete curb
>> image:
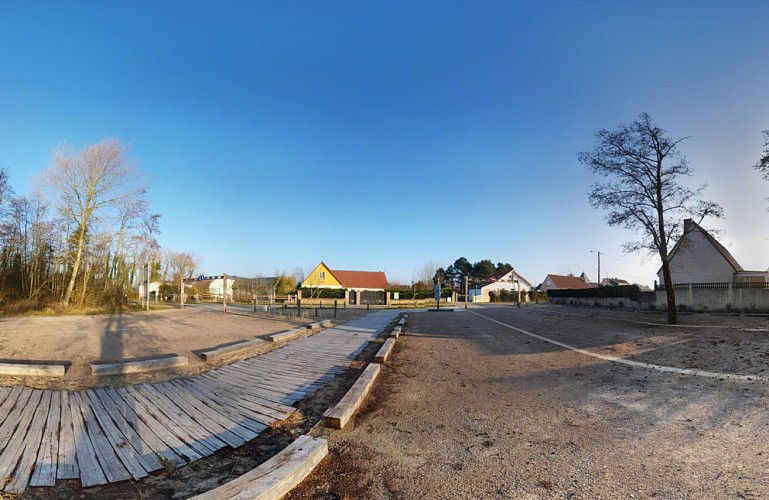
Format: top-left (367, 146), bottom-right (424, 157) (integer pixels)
top-left (323, 363), bottom-right (381, 429)
top-left (0, 362), bottom-right (66, 377)
top-left (90, 355), bottom-right (188, 376)
top-left (191, 434), bottom-right (328, 500)
top-left (267, 328), bottom-right (307, 343)
top-left (197, 339), bottom-right (268, 362)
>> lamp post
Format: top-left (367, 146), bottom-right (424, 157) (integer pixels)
top-left (591, 250), bottom-right (601, 285)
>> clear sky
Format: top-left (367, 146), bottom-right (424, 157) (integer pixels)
top-left (2, 1), bottom-right (768, 286)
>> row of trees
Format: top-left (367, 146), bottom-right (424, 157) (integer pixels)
top-left (581, 113), bottom-right (768, 324)
top-left (0, 140), bottom-right (196, 310)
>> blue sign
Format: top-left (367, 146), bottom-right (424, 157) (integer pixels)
top-left (434, 284), bottom-right (441, 302)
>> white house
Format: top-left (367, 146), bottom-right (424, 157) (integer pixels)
top-left (658, 218), bottom-right (768, 286)
top-left (469, 269), bottom-right (533, 303)
top-left (138, 281), bottom-right (162, 300)
top-left (188, 275), bottom-right (235, 300)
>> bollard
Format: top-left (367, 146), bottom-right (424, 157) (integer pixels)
top-left (315, 307), bottom-right (318, 317)
top-left (334, 300), bottom-right (338, 318)
top-left (367, 303), bottom-right (370, 310)
top-left (297, 299), bottom-right (302, 318)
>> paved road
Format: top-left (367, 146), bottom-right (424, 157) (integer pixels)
top-left (294, 305), bottom-right (769, 499)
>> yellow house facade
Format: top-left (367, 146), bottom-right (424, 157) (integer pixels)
top-left (302, 262), bottom-right (343, 289)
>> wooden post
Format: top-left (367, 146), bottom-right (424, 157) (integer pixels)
top-left (297, 299), bottom-right (302, 318)
top-left (334, 299), bottom-right (338, 318)
top-left (253, 294), bottom-right (257, 313)
top-left (465, 275), bottom-right (468, 309)
top-left (223, 273), bottom-right (227, 313)
top-left (180, 272), bottom-right (184, 309)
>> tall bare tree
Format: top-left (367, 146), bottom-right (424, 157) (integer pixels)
top-left (754, 130), bottom-right (769, 191)
top-left (41, 139), bottom-right (151, 305)
top-left (578, 113), bottom-right (722, 324)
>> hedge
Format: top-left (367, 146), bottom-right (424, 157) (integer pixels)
top-left (299, 288), bottom-right (346, 298)
top-left (547, 285), bottom-right (641, 302)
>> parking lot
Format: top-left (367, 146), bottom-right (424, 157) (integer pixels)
top-left (292, 304), bottom-right (769, 499)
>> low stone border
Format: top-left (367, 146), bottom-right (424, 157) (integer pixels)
top-left (196, 339), bottom-right (268, 362)
top-left (191, 435), bottom-right (328, 500)
top-left (397, 314), bottom-right (408, 326)
top-left (90, 355), bottom-right (188, 376)
top-left (324, 363), bottom-right (381, 429)
top-left (0, 362), bottom-right (67, 378)
top-left (268, 328), bottom-right (307, 343)
top-left (391, 325), bottom-right (402, 338)
top-left (306, 319), bottom-right (333, 330)
top-left (374, 338), bottom-right (395, 363)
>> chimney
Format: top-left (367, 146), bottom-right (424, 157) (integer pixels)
top-left (684, 218), bottom-right (693, 233)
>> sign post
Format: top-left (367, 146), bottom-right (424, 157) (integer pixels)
top-left (434, 283), bottom-right (441, 310)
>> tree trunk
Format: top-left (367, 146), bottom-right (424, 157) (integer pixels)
top-left (63, 223), bottom-right (87, 306)
top-left (660, 257), bottom-right (677, 324)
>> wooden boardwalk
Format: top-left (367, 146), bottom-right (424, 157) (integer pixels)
top-left (0, 310), bottom-right (399, 493)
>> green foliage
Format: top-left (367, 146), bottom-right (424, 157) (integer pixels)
top-left (472, 259), bottom-right (496, 280)
top-left (274, 273), bottom-right (296, 295)
top-left (546, 285), bottom-right (641, 302)
top-left (300, 287), bottom-right (345, 299)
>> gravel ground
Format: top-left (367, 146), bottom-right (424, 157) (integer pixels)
top-left (290, 304), bottom-right (769, 499)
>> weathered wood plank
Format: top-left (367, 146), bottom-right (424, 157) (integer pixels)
top-left (0, 389), bottom-right (40, 486)
top-left (31, 391), bottom-right (61, 487)
top-left (80, 390), bottom-right (150, 480)
top-left (197, 339), bottom-right (267, 362)
top-left (324, 363), bottom-right (381, 429)
top-left (56, 391), bottom-right (79, 479)
top-left (89, 388), bottom-right (165, 473)
top-left (5, 390), bottom-right (53, 493)
top-left (112, 387), bottom-right (199, 465)
top-left (72, 391), bottom-right (130, 483)
top-left (90, 355), bottom-right (188, 376)
top-left (165, 380), bottom-right (256, 444)
top-left (191, 435), bottom-right (328, 500)
top-left (136, 384), bottom-right (226, 456)
top-left (69, 390), bottom-right (108, 487)
top-left (374, 338), bottom-right (396, 363)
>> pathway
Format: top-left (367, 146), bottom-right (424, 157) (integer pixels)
top-left (0, 310), bottom-right (399, 493)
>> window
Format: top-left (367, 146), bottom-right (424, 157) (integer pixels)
top-left (319, 271), bottom-right (326, 280)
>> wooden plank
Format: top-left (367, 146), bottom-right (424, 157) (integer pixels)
top-left (165, 380), bottom-right (255, 445)
top-left (0, 387), bottom-right (29, 450)
top-left (267, 328), bottom-right (306, 343)
top-left (90, 355), bottom-right (188, 376)
top-left (5, 390), bottom-right (53, 493)
top-left (191, 435), bottom-right (328, 500)
top-left (177, 380), bottom-right (268, 434)
top-left (0, 389), bottom-right (40, 485)
top-left (110, 387), bottom-right (199, 465)
top-left (80, 391), bottom-right (149, 480)
top-left (188, 378), bottom-right (276, 428)
top-left (69, 390), bottom-right (108, 487)
top-left (0, 362), bottom-right (66, 377)
top-left (153, 382), bottom-right (245, 449)
top-left (72, 391), bottom-right (131, 483)
top-left (88, 388), bottom-right (164, 474)
top-left (374, 338), bottom-right (396, 363)
top-left (30, 391), bottom-right (61, 487)
top-left (197, 338), bottom-right (268, 362)
top-left (135, 384), bottom-right (226, 456)
top-left (324, 363), bottom-right (381, 429)
top-left (56, 391), bottom-right (79, 480)
top-left (201, 372), bottom-right (298, 415)
top-left (198, 375), bottom-right (294, 422)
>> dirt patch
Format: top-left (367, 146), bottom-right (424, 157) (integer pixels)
top-left (288, 305), bottom-right (769, 498)
top-left (0, 306), bottom-right (370, 390)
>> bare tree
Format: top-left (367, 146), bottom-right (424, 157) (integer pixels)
top-left (41, 139), bottom-right (151, 305)
top-left (754, 130), bottom-right (769, 197)
top-left (578, 113), bottom-right (723, 324)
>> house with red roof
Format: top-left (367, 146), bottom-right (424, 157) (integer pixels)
top-left (301, 262), bottom-right (389, 305)
top-left (538, 272), bottom-right (596, 292)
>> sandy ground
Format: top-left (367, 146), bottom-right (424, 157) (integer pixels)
top-left (0, 304), bottom-right (369, 390)
top-left (288, 304), bottom-right (769, 499)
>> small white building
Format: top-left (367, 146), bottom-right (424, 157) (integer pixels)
top-left (138, 281), bottom-right (162, 300)
top-left (188, 275), bottom-right (234, 300)
top-left (469, 269), bottom-right (533, 303)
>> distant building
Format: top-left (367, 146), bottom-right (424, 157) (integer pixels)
top-left (658, 218), bottom-right (768, 286)
top-left (301, 261), bottom-right (389, 305)
top-left (538, 273), bottom-right (596, 291)
top-left (469, 268), bottom-right (533, 303)
top-left (600, 277), bottom-right (630, 287)
top-left (188, 275), bottom-right (234, 300)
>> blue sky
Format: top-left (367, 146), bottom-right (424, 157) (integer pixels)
top-left (1, 1), bottom-right (768, 286)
